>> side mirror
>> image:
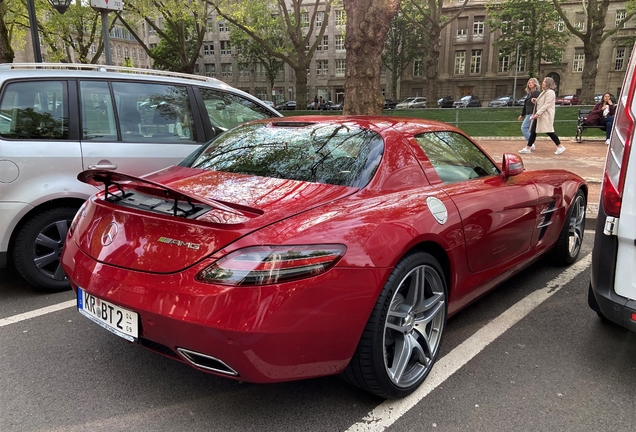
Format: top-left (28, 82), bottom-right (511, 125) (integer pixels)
top-left (502, 153), bottom-right (524, 178)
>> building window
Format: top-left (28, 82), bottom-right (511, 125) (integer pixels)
top-left (335, 59), bottom-right (346, 76)
top-left (498, 54), bottom-right (510, 72)
top-left (204, 43), bottom-right (214, 56)
top-left (413, 59), bottom-right (423, 76)
top-left (256, 89), bottom-right (267, 100)
top-left (470, 49), bottom-right (482, 74)
top-left (517, 55), bottom-right (526, 72)
top-left (239, 64), bottom-right (250, 78)
top-left (473, 20), bottom-right (484, 41)
top-left (218, 21), bottom-right (229, 32)
top-left (221, 63), bottom-right (232, 77)
top-left (555, 20), bottom-right (565, 32)
top-left (205, 63), bottom-right (216, 77)
top-left (124, 47), bottom-right (129, 58)
top-left (91, 44), bottom-right (96, 54)
top-left (316, 60), bottom-right (328, 75)
top-left (116, 45), bottom-right (122, 58)
top-left (573, 52), bottom-right (585, 72)
top-left (454, 51), bottom-right (465, 75)
top-left (317, 35), bottom-right (328, 51)
top-left (615, 46), bottom-right (626, 71)
top-left (301, 12), bottom-right (309, 27)
top-left (456, 28), bottom-right (467, 42)
top-left (220, 41), bottom-right (231, 55)
top-left (616, 10), bottom-right (627, 28)
top-left (206, 19), bottom-right (214, 33)
top-left (132, 48), bottom-right (137, 59)
top-left (316, 11), bottom-right (325, 27)
top-left (335, 10), bottom-right (346, 26)
top-left (335, 35), bottom-right (345, 51)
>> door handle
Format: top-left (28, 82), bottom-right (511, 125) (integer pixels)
top-left (88, 164), bottom-right (118, 170)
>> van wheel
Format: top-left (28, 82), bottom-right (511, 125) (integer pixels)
top-left (13, 207), bottom-right (78, 291)
top-left (552, 190), bottom-right (586, 266)
top-left (342, 252), bottom-right (447, 398)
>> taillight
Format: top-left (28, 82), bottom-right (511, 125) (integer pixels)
top-left (602, 43), bottom-right (636, 217)
top-left (196, 245), bottom-right (346, 286)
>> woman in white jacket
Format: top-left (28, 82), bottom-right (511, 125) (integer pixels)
top-left (519, 77), bottom-right (567, 155)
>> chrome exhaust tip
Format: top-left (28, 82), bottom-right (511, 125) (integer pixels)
top-left (176, 348), bottom-right (239, 376)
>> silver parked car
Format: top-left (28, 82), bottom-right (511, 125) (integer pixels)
top-left (396, 97), bottom-right (427, 109)
top-left (0, 63), bottom-right (281, 291)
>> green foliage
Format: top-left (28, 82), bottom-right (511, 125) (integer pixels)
top-left (150, 17), bottom-right (199, 71)
top-left (487, 0), bottom-right (569, 78)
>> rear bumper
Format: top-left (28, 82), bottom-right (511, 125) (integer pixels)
top-left (589, 206), bottom-right (636, 332)
top-left (61, 239), bottom-right (387, 383)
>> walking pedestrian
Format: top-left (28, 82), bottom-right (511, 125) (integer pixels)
top-left (518, 78), bottom-right (541, 143)
top-left (519, 77), bottom-right (566, 155)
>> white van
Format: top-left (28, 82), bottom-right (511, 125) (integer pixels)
top-left (588, 43), bottom-right (636, 331)
top-left (0, 63), bottom-right (281, 291)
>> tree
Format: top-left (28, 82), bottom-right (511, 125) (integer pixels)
top-left (343, 0), bottom-right (401, 114)
top-left (211, 0), bottom-right (332, 107)
top-left (230, 25), bottom-right (284, 101)
top-left (116, 0), bottom-right (211, 73)
top-left (552, 0), bottom-right (634, 104)
top-left (400, 0), bottom-right (469, 105)
top-left (487, 0), bottom-right (569, 79)
top-left (382, 10), bottom-right (428, 100)
top-left (39, 2), bottom-right (106, 63)
top-left (0, 1), bottom-right (15, 63)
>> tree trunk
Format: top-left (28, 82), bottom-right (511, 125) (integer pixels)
top-left (344, 0), bottom-right (401, 115)
top-left (425, 22), bottom-right (441, 105)
top-left (0, 6), bottom-right (15, 64)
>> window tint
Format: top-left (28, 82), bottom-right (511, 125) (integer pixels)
top-left (80, 81), bottom-right (117, 141)
top-left (111, 81), bottom-right (197, 143)
top-left (415, 131), bottom-right (499, 183)
top-left (189, 122), bottom-right (384, 187)
top-left (198, 88), bottom-right (273, 134)
top-left (0, 81), bottom-right (68, 139)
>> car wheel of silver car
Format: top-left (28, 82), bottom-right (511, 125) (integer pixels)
top-left (13, 207), bottom-right (78, 291)
top-left (552, 190), bottom-right (586, 266)
top-left (343, 251), bottom-right (447, 398)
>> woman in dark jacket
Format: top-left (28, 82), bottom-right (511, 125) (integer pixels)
top-left (584, 92), bottom-right (616, 144)
top-left (518, 78), bottom-right (541, 144)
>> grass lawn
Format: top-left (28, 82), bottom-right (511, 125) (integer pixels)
top-left (282, 105), bottom-right (606, 139)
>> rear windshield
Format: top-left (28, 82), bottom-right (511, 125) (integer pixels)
top-left (188, 122), bottom-right (384, 187)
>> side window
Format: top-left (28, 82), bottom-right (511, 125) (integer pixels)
top-left (415, 131), bottom-right (499, 183)
top-left (80, 81), bottom-right (117, 141)
top-left (198, 88), bottom-right (272, 133)
top-left (111, 81), bottom-right (197, 143)
top-left (0, 81), bottom-right (68, 139)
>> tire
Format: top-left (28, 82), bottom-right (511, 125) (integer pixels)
top-left (342, 252), bottom-right (447, 398)
top-left (13, 207), bottom-right (78, 291)
top-left (552, 190), bottom-right (586, 266)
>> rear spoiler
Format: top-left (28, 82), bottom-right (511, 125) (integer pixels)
top-left (78, 170), bottom-right (263, 219)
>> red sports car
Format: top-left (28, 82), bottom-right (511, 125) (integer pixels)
top-left (555, 94), bottom-right (580, 106)
top-left (61, 116), bottom-right (587, 398)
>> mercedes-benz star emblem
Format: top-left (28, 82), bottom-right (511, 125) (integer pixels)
top-left (101, 222), bottom-right (119, 246)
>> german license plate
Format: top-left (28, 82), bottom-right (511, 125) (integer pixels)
top-left (77, 288), bottom-right (138, 342)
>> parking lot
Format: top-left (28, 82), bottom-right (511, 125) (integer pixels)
top-left (2, 228), bottom-right (636, 432)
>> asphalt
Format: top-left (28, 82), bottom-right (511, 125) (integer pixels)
top-left (476, 136), bottom-right (607, 225)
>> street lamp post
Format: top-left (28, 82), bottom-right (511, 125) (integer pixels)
top-left (26, 0), bottom-right (73, 63)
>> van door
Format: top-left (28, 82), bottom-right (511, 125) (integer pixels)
top-left (79, 80), bottom-right (204, 177)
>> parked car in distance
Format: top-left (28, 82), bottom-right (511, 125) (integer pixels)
top-left (261, 100), bottom-right (275, 108)
top-left (516, 96), bottom-right (528, 106)
top-left (62, 115), bottom-right (587, 399)
top-left (594, 93), bottom-right (617, 104)
top-left (488, 95), bottom-right (514, 107)
top-left (589, 41), bottom-right (636, 332)
top-left (396, 96), bottom-right (427, 109)
top-left (384, 99), bottom-right (397, 109)
top-left (555, 94), bottom-right (580, 106)
top-left (453, 95), bottom-right (482, 108)
top-left (438, 95), bottom-right (455, 108)
top-left (0, 62), bottom-right (281, 292)
top-left (275, 100), bottom-right (297, 110)
top-left (331, 101), bottom-right (344, 110)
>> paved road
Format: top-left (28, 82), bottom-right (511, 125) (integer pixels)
top-left (2, 228), bottom-right (635, 431)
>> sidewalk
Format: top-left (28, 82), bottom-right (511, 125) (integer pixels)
top-left (475, 136), bottom-right (607, 223)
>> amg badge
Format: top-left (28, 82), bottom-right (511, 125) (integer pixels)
top-left (157, 237), bottom-right (201, 250)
